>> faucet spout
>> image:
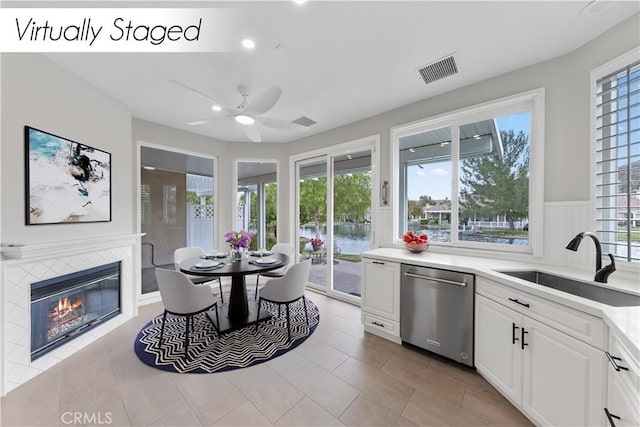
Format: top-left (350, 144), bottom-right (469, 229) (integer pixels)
top-left (565, 231), bottom-right (610, 281)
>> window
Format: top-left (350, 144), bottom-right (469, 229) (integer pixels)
top-left (394, 89), bottom-right (543, 254)
top-left (594, 59), bottom-right (640, 263)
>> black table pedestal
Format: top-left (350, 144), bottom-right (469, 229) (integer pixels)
top-left (207, 273), bottom-right (271, 334)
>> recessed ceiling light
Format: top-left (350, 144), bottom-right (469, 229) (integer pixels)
top-left (293, 0), bottom-right (308, 4)
top-left (440, 142), bottom-right (449, 147)
top-left (241, 38), bottom-right (256, 49)
top-left (409, 148), bottom-right (416, 153)
top-left (212, 105), bottom-right (222, 112)
top-left (235, 114), bottom-right (255, 125)
top-left (347, 155), bottom-right (353, 160)
top-left (473, 134), bottom-right (481, 140)
top-left (143, 166), bottom-right (156, 171)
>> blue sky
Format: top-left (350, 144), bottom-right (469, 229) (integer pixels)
top-left (407, 111), bottom-right (531, 201)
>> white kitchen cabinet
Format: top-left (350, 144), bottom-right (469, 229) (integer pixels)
top-left (604, 330), bottom-right (640, 427)
top-left (475, 279), bottom-right (605, 427)
top-left (361, 257), bottom-right (401, 343)
top-left (475, 294), bottom-right (523, 405)
top-left (522, 316), bottom-right (604, 427)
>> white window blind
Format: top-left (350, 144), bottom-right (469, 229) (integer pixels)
top-left (595, 60), bottom-right (640, 263)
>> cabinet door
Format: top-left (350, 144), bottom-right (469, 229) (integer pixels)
top-left (475, 294), bottom-right (523, 405)
top-left (522, 316), bottom-right (605, 427)
top-left (362, 259), bottom-right (400, 321)
top-left (606, 371), bottom-right (640, 427)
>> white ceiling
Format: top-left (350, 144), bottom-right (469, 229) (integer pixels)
top-left (41, 1), bottom-right (639, 144)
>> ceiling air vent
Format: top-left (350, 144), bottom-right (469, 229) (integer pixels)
top-left (292, 116), bottom-right (317, 127)
top-left (415, 54), bottom-right (458, 85)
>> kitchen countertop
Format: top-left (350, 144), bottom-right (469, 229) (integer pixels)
top-left (362, 247), bottom-right (640, 357)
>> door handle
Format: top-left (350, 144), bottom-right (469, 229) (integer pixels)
top-left (403, 272), bottom-right (467, 287)
top-left (512, 323), bottom-right (519, 345)
top-left (521, 327), bottom-right (528, 350)
top-left (381, 180), bottom-right (389, 205)
top-left (606, 352), bottom-right (629, 372)
top-left (604, 408), bottom-right (620, 427)
top-left (508, 297), bottom-right (530, 308)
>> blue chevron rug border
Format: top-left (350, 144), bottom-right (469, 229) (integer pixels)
top-left (134, 298), bottom-right (319, 373)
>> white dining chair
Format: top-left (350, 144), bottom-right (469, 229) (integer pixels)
top-left (174, 246), bottom-right (224, 303)
top-left (256, 259), bottom-right (311, 342)
top-left (254, 242), bottom-right (296, 298)
top-left (155, 268), bottom-right (220, 358)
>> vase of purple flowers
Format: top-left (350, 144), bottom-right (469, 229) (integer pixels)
top-left (224, 230), bottom-right (254, 261)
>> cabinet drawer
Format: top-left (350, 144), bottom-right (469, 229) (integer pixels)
top-left (362, 312), bottom-right (400, 337)
top-left (608, 332), bottom-right (640, 406)
top-left (477, 277), bottom-right (605, 349)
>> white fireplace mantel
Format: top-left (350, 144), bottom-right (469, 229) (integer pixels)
top-left (1, 233), bottom-right (144, 261)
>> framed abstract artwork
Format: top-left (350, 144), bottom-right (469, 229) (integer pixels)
top-left (25, 126), bottom-right (112, 224)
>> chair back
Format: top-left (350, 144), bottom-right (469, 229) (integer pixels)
top-left (174, 247), bottom-right (205, 270)
top-left (261, 259), bottom-right (311, 303)
top-left (270, 243), bottom-right (296, 268)
top-left (155, 268), bottom-right (216, 314)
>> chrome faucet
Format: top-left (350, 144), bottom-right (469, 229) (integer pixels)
top-left (565, 232), bottom-right (616, 283)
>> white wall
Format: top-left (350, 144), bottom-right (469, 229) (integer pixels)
top-left (132, 118), bottom-right (290, 248)
top-left (281, 14), bottom-right (640, 269)
top-left (1, 53), bottom-right (133, 244)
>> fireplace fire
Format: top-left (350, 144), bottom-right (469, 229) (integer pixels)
top-left (31, 262), bottom-right (121, 360)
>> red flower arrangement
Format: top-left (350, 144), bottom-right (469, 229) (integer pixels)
top-left (309, 239), bottom-right (324, 247)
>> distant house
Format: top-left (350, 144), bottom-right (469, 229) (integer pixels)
top-left (617, 192), bottom-right (640, 227)
top-left (422, 202), bottom-right (451, 224)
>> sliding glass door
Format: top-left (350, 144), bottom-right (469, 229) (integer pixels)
top-left (296, 145), bottom-right (374, 302)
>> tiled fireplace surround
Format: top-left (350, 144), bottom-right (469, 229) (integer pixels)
top-left (0, 234), bottom-right (139, 396)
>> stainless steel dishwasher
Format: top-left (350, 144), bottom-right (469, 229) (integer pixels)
top-left (400, 264), bottom-right (475, 367)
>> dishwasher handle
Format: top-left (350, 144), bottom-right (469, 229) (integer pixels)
top-left (403, 272), bottom-right (467, 287)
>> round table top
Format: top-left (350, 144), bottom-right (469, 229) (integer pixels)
top-left (179, 253), bottom-right (290, 277)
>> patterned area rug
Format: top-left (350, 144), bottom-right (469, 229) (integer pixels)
top-left (134, 297), bottom-right (319, 373)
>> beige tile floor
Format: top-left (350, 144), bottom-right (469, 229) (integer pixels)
top-left (1, 291), bottom-right (533, 427)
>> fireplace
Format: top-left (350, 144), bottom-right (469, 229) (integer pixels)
top-left (30, 262), bottom-right (121, 360)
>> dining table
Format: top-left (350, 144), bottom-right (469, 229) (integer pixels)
top-left (179, 252), bottom-right (289, 334)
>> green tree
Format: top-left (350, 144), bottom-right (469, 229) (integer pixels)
top-left (334, 172), bottom-right (371, 222)
top-left (299, 177), bottom-right (327, 238)
top-left (418, 195), bottom-right (437, 206)
top-left (460, 129), bottom-right (529, 230)
top-left (407, 200), bottom-right (423, 219)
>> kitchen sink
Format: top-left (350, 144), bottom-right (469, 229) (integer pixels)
top-left (498, 270), bottom-right (640, 307)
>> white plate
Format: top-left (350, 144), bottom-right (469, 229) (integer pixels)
top-left (195, 261), bottom-right (220, 268)
top-left (203, 252), bottom-right (227, 258)
top-left (254, 257), bottom-right (278, 265)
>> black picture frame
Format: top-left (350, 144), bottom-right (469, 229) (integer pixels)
top-left (25, 126), bottom-right (112, 225)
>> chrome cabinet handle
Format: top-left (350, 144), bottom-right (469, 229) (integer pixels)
top-left (606, 352), bottom-right (629, 372)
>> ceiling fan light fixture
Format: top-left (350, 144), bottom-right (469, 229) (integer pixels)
top-left (241, 38), bottom-right (256, 49)
top-left (235, 114), bottom-right (255, 125)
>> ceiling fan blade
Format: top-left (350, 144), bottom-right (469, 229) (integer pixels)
top-left (259, 117), bottom-right (309, 132)
top-left (187, 119), bottom-right (210, 126)
top-left (242, 124), bottom-right (262, 143)
top-left (169, 80), bottom-right (233, 112)
top-left (245, 86), bottom-right (282, 115)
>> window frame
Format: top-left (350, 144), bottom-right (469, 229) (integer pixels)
top-left (591, 47), bottom-right (640, 266)
top-left (391, 88), bottom-right (545, 256)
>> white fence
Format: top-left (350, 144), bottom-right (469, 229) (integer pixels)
top-left (466, 220), bottom-right (527, 230)
top-left (187, 203), bottom-right (214, 251)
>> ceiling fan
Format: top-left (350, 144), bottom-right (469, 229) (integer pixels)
top-left (170, 80), bottom-right (306, 143)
